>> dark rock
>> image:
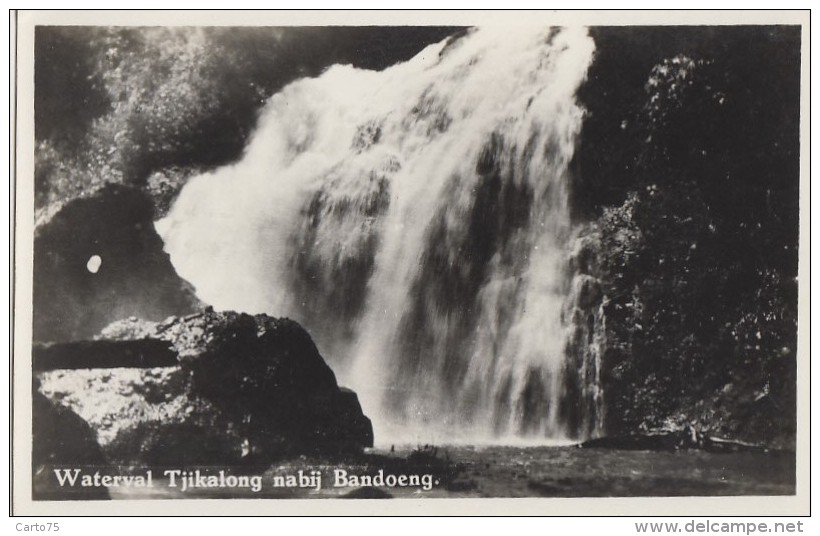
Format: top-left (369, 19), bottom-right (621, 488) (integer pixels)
top-left (33, 183), bottom-right (201, 342)
top-left (37, 310), bottom-right (374, 465)
top-left (162, 310), bottom-right (375, 456)
top-left (33, 339), bottom-right (177, 371)
top-left (569, 234), bottom-right (599, 276)
top-left (104, 421), bottom-right (244, 466)
top-left (32, 389), bottom-right (110, 500)
top-left (576, 275), bottom-right (603, 309)
top-left (319, 388), bottom-right (374, 454)
top-left (37, 365), bottom-right (236, 464)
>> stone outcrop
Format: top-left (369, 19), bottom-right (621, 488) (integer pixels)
top-left (36, 310), bottom-right (374, 466)
top-left (33, 183), bottom-right (201, 343)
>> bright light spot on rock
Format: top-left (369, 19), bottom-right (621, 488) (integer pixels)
top-left (87, 255), bottom-right (102, 274)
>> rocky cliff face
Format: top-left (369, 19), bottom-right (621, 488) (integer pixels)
top-left (36, 310), bottom-right (373, 466)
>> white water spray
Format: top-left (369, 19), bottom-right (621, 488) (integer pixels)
top-left (156, 26), bottom-right (601, 445)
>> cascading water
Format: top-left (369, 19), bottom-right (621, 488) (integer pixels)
top-left (156, 26), bottom-right (602, 445)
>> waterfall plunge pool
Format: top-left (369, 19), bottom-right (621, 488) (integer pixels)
top-left (82, 446), bottom-right (794, 500)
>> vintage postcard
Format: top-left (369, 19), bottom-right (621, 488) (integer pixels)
top-left (11, 10), bottom-right (810, 516)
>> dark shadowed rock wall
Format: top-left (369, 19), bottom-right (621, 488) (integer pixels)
top-left (572, 26), bottom-right (800, 449)
top-left (33, 183), bottom-right (201, 342)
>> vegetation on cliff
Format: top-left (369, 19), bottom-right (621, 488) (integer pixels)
top-left (34, 26), bottom-right (459, 214)
top-left (574, 27), bottom-right (800, 448)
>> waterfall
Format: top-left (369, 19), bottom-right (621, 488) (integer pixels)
top-left (155, 26), bottom-right (600, 445)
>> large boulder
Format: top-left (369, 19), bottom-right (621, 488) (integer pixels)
top-left (36, 310), bottom-right (374, 465)
top-left (32, 388), bottom-right (110, 500)
top-left (33, 183), bottom-right (201, 343)
top-left (37, 365), bottom-right (239, 465)
top-left (150, 309), bottom-right (375, 457)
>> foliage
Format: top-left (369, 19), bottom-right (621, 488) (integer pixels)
top-left (35, 27), bottom-right (271, 209)
top-left (579, 27), bottom-right (800, 447)
top-left (34, 26), bottom-right (460, 213)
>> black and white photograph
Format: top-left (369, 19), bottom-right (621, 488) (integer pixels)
top-left (11, 10), bottom-right (809, 515)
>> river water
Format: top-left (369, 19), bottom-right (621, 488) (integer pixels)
top-left (99, 446), bottom-right (794, 499)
